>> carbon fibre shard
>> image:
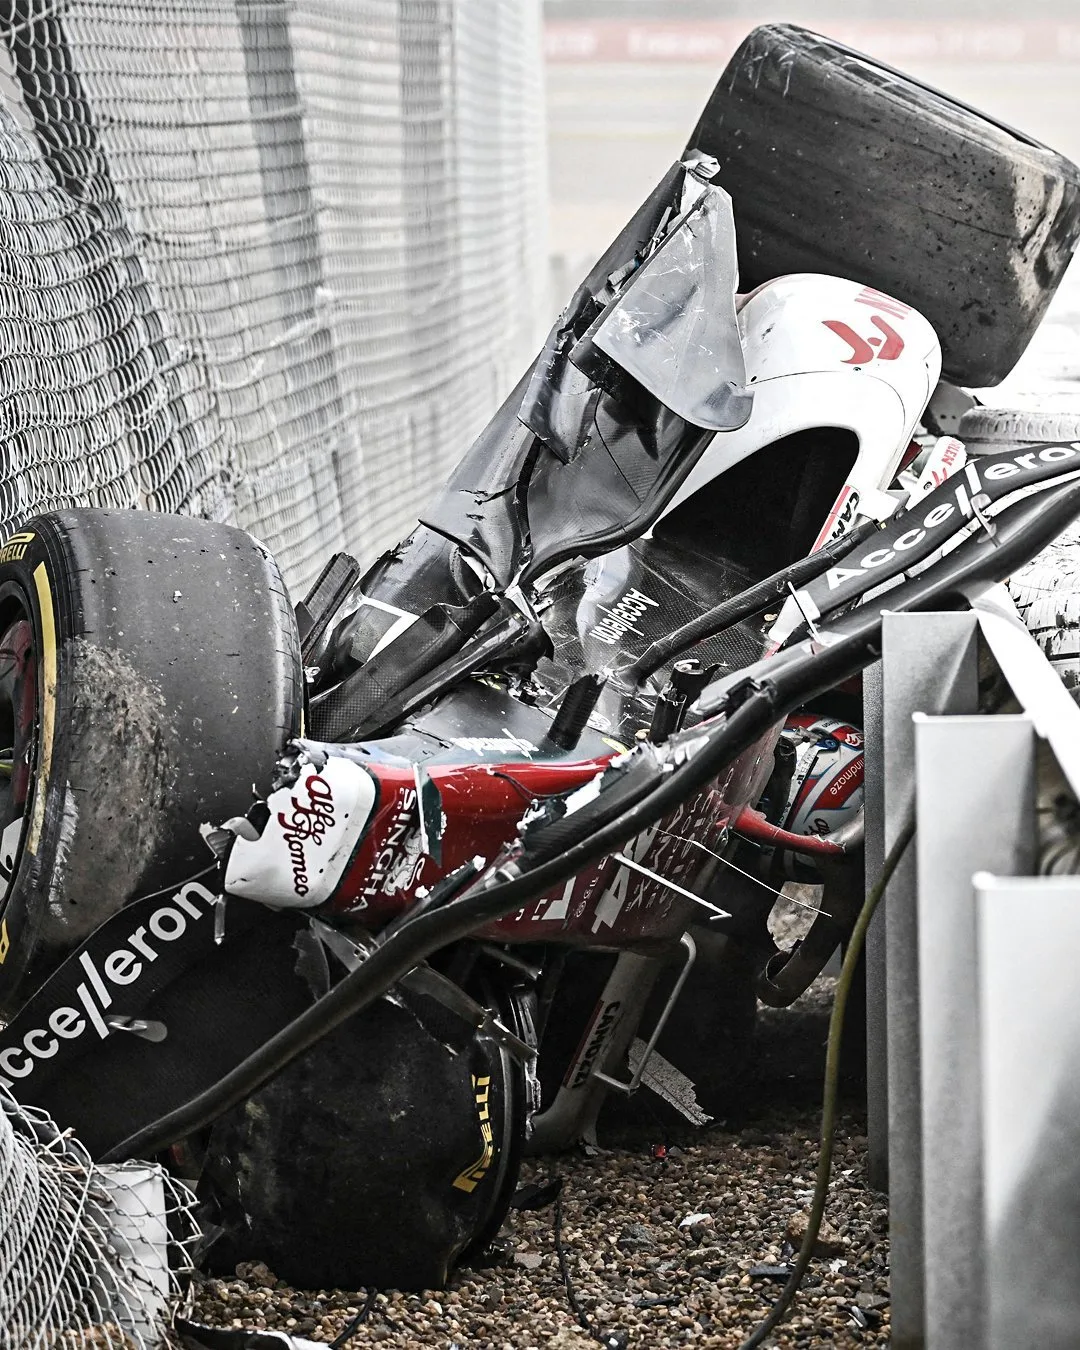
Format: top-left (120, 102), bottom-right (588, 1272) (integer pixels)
top-left (592, 177), bottom-right (752, 432)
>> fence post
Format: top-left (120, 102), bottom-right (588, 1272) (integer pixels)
top-left (977, 875), bottom-right (1080, 1350)
top-left (866, 610), bottom-right (978, 1350)
top-left (914, 715), bottom-right (1035, 1350)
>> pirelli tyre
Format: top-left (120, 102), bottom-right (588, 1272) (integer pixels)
top-left (201, 969), bottom-right (529, 1291)
top-left (0, 509), bottom-right (302, 1013)
top-left (957, 406), bottom-right (1080, 629)
top-left (689, 25), bottom-right (1080, 387)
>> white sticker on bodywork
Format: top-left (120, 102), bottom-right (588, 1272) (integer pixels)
top-left (225, 757), bottom-right (376, 909)
top-left (0, 816), bottom-right (22, 901)
top-left (811, 484), bottom-right (860, 553)
top-left (908, 435), bottom-right (967, 505)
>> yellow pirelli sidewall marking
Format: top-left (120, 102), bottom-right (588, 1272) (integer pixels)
top-left (0, 531), bottom-right (35, 566)
top-left (0, 918), bottom-right (9, 965)
top-left (27, 562), bottom-right (57, 857)
top-left (452, 1075), bottom-right (494, 1194)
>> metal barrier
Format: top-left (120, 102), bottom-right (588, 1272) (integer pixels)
top-left (864, 584), bottom-right (1080, 1350)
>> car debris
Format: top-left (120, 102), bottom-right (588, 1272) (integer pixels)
top-left (0, 22), bottom-right (1076, 1331)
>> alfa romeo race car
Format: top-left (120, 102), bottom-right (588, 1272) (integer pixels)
top-left (0, 25), bottom-right (1078, 1290)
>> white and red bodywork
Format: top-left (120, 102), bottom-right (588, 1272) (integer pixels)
top-left (328, 733), bottom-right (772, 949)
top-left (227, 278), bottom-right (938, 954)
top-left (660, 274), bottom-right (942, 545)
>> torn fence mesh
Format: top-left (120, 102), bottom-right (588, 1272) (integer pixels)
top-left (0, 0), bottom-right (546, 593)
top-left (0, 1085), bottom-right (198, 1350)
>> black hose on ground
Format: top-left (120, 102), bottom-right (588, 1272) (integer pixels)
top-left (328, 1291), bottom-right (376, 1348)
top-left (552, 1182), bottom-right (629, 1350)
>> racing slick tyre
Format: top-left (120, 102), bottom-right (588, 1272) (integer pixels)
top-left (0, 509), bottom-right (302, 1014)
top-left (959, 406), bottom-right (1080, 692)
top-left (201, 970), bottom-right (528, 1291)
top-left (689, 25), bottom-right (1080, 387)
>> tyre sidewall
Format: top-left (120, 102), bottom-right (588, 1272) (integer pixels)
top-left (201, 985), bottom-right (525, 1290)
top-left (0, 525), bottom-right (67, 1006)
top-left (0, 510), bottom-right (303, 1013)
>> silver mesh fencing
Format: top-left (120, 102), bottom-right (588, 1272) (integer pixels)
top-left (0, 1), bottom-right (547, 593)
top-left (0, 1085), bottom-right (199, 1350)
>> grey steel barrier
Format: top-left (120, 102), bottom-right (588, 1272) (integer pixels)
top-left (864, 584), bottom-right (1080, 1350)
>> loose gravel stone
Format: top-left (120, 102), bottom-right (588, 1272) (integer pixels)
top-left (785, 1209), bottom-right (847, 1258)
top-left (191, 971), bottom-right (887, 1347)
top-left (190, 1105), bottom-right (888, 1348)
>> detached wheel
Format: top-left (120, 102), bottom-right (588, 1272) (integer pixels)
top-left (0, 510), bottom-right (302, 1013)
top-left (202, 970), bottom-right (528, 1291)
top-left (690, 25), bottom-right (1080, 387)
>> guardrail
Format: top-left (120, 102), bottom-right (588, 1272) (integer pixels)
top-left (862, 584), bottom-right (1080, 1350)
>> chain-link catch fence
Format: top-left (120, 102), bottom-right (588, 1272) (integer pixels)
top-left (0, 0), bottom-right (547, 593)
top-left (0, 1085), bottom-right (199, 1350)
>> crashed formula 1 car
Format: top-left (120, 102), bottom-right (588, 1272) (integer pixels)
top-left (1, 25), bottom-right (1079, 1291)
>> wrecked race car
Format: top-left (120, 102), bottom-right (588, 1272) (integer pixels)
top-left (0, 25), bottom-right (1079, 1291)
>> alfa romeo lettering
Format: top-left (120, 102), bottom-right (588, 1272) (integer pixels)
top-left (0, 881), bottom-right (216, 1089)
top-left (225, 755), bottom-right (376, 909)
top-left (278, 772), bottom-right (336, 898)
